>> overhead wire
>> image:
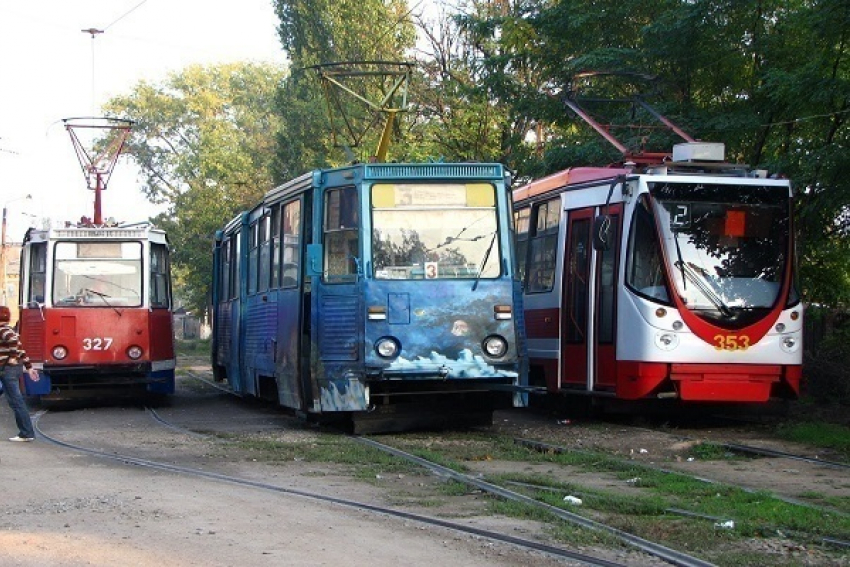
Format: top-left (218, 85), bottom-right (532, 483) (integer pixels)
top-left (103, 0), bottom-right (150, 31)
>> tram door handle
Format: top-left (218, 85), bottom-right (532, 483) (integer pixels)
top-left (307, 244), bottom-right (323, 277)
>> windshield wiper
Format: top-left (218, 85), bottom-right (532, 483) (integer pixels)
top-left (674, 262), bottom-right (733, 318)
top-left (471, 233), bottom-right (498, 291)
top-left (84, 288), bottom-right (123, 317)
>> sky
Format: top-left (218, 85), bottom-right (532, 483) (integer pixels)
top-left (0, 0), bottom-right (288, 242)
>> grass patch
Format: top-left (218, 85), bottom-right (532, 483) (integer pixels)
top-left (381, 432), bottom-right (850, 547)
top-left (687, 442), bottom-right (736, 461)
top-left (775, 421), bottom-right (850, 459)
top-left (797, 492), bottom-right (850, 513)
top-left (436, 479), bottom-right (477, 497)
top-left (221, 432), bottom-right (421, 480)
top-left (175, 338), bottom-right (211, 356)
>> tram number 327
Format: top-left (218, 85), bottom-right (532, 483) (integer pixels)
top-left (82, 337), bottom-right (113, 351)
top-left (713, 335), bottom-right (750, 351)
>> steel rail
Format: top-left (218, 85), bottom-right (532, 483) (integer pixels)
top-left (32, 412), bottom-right (627, 567)
top-left (719, 442), bottom-right (850, 470)
top-left (182, 370), bottom-right (236, 395)
top-left (355, 436), bottom-right (716, 567)
top-left (146, 406), bottom-right (212, 439)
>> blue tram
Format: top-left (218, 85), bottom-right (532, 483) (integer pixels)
top-left (211, 162), bottom-right (526, 432)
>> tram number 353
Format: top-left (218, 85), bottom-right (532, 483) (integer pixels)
top-left (713, 335), bottom-right (750, 351)
top-left (82, 337), bottom-right (114, 351)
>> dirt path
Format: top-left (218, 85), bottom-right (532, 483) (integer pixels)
top-left (0, 384), bottom-right (585, 567)
top-left (2, 362), bottom-right (847, 566)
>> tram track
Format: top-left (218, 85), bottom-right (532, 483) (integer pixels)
top-left (718, 442), bottom-right (850, 471)
top-left (163, 370), bottom-right (850, 561)
top-left (31, 408), bottom-right (636, 567)
top-left (513, 437), bottom-right (850, 518)
top-left (513, 436), bottom-right (850, 551)
top-left (354, 436), bottom-right (716, 567)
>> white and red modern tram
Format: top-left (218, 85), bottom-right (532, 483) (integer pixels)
top-left (513, 142), bottom-right (802, 403)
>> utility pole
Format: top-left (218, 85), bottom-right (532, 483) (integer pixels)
top-left (1, 194), bottom-right (32, 307)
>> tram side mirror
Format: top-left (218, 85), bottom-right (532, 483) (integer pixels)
top-left (592, 215), bottom-right (612, 251)
top-left (306, 244), bottom-right (324, 277)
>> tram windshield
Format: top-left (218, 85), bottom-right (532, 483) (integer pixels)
top-left (649, 181), bottom-right (791, 327)
top-left (371, 183), bottom-right (501, 280)
top-left (52, 241), bottom-right (143, 307)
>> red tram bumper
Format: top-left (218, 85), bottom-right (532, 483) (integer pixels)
top-left (617, 362), bottom-right (802, 402)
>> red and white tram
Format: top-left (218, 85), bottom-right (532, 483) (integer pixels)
top-left (513, 142), bottom-right (802, 403)
top-left (17, 222), bottom-right (175, 401)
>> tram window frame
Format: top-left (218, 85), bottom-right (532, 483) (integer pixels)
top-left (27, 242), bottom-right (47, 304)
top-left (258, 214), bottom-right (271, 293)
top-left (526, 198), bottom-right (560, 293)
top-left (625, 194), bottom-right (671, 304)
top-left (565, 217), bottom-right (590, 343)
top-left (220, 237), bottom-right (231, 301)
top-left (323, 187), bottom-right (359, 283)
top-left (282, 199), bottom-right (301, 288)
top-left (228, 237), bottom-right (238, 300)
top-left (514, 207), bottom-right (530, 286)
top-left (271, 206), bottom-right (281, 289)
top-left (248, 222), bottom-right (259, 295)
top-left (150, 243), bottom-right (171, 308)
top-left (596, 212), bottom-right (620, 344)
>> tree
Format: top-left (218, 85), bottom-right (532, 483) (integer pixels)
top-left (272, 0), bottom-right (416, 175)
top-left (453, 0), bottom-right (850, 306)
top-left (102, 62), bottom-right (286, 313)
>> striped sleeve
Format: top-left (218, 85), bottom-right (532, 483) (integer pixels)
top-left (0, 326), bottom-right (32, 370)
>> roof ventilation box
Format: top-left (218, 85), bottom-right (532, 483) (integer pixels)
top-left (672, 142), bottom-right (725, 162)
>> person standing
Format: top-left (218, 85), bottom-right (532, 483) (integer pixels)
top-left (0, 306), bottom-right (40, 442)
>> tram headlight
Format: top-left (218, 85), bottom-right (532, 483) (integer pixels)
top-left (52, 345), bottom-right (68, 360)
top-left (654, 332), bottom-right (679, 351)
top-left (374, 337), bottom-right (400, 359)
top-left (775, 322), bottom-right (786, 333)
top-left (780, 335), bottom-right (799, 353)
top-left (127, 345), bottom-right (144, 360)
top-left (482, 335), bottom-right (508, 358)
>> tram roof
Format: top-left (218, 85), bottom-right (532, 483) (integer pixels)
top-left (513, 167), bottom-right (631, 203)
top-left (26, 223), bottom-right (167, 244)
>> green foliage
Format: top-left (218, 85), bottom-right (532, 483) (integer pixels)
top-left (803, 307), bottom-right (850, 402)
top-left (102, 62), bottom-right (286, 312)
top-left (272, 0), bottom-right (416, 171)
top-left (451, 0), bottom-right (850, 307)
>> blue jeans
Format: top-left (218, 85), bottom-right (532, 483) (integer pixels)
top-left (1, 365), bottom-right (35, 439)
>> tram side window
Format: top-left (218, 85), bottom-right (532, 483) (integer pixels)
top-left (527, 199), bottom-right (560, 293)
top-left (248, 222), bottom-right (259, 294)
top-left (324, 187), bottom-right (359, 283)
top-left (27, 242), bottom-right (47, 304)
top-left (271, 206), bottom-right (281, 289)
top-left (258, 215), bottom-right (271, 293)
top-left (150, 243), bottom-right (171, 308)
top-left (514, 208), bottom-right (530, 286)
top-left (626, 195), bottom-right (670, 303)
top-left (597, 214), bottom-right (619, 344)
top-left (282, 200), bottom-right (301, 288)
top-left (220, 237), bottom-right (231, 301)
top-left (229, 237), bottom-right (239, 299)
